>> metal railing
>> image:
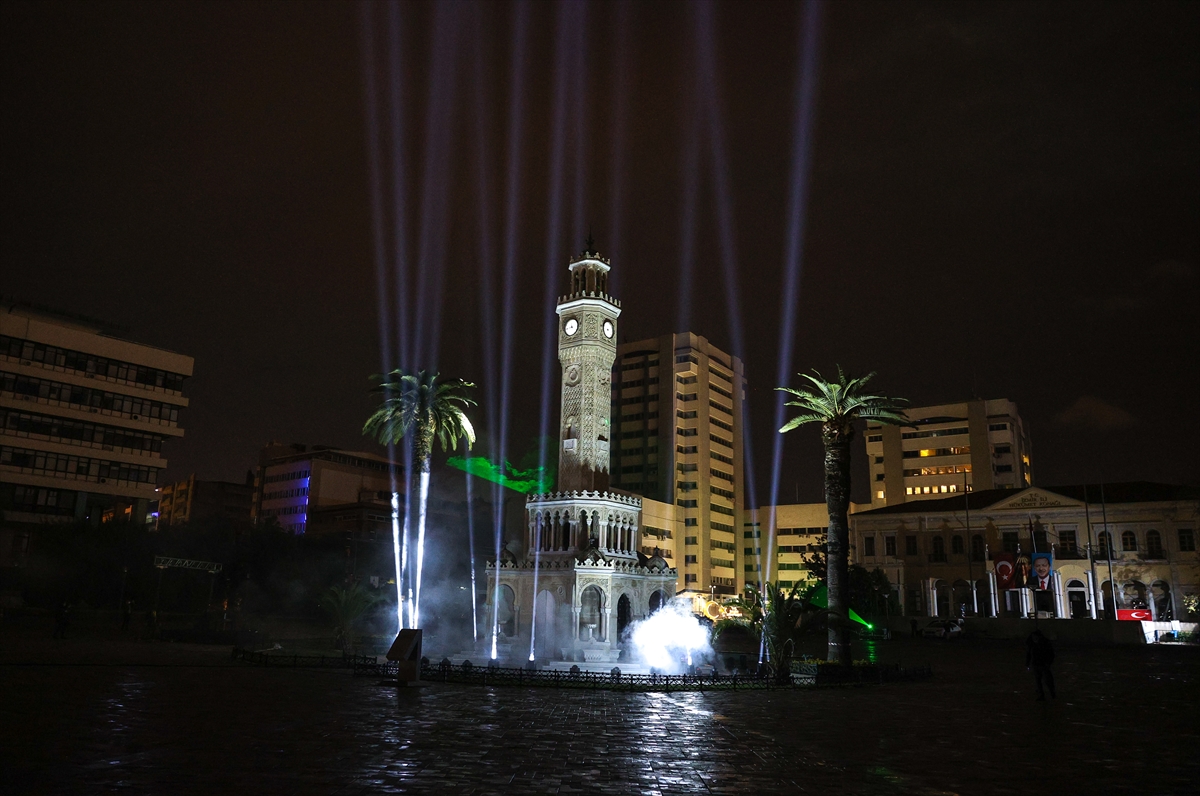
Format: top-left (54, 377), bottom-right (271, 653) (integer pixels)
top-left (350, 658), bottom-right (932, 692)
top-left (231, 648), bottom-right (376, 669)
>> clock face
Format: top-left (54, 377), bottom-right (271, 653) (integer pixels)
top-left (564, 318), bottom-right (579, 336)
top-left (602, 320), bottom-right (614, 339)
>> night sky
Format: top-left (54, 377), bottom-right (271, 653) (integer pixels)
top-left (3, 1), bottom-right (1197, 504)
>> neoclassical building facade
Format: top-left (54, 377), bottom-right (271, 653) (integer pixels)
top-left (484, 248), bottom-right (676, 664)
top-left (851, 483), bottom-right (1199, 621)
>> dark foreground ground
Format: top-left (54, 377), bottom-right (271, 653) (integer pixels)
top-left (1, 619), bottom-right (1197, 795)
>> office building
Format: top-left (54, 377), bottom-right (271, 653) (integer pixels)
top-left (611, 332), bottom-right (746, 596)
top-left (156, 473), bottom-right (253, 528)
top-left (251, 442), bottom-right (403, 535)
top-left (0, 302), bottom-right (192, 548)
top-left (866, 398), bottom-right (1032, 508)
top-left (740, 502), bottom-right (871, 596)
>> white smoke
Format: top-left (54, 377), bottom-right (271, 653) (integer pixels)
top-left (627, 599), bottom-right (712, 674)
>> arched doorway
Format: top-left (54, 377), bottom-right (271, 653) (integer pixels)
top-left (951, 580), bottom-right (972, 618)
top-left (976, 578), bottom-right (993, 617)
top-left (1124, 580), bottom-right (1148, 609)
top-left (649, 590), bottom-right (669, 614)
top-left (617, 593), bottom-right (632, 639)
top-left (1151, 581), bottom-right (1173, 620)
top-left (1067, 579), bottom-right (1088, 619)
top-left (533, 589), bottom-right (556, 659)
top-left (579, 585), bottom-right (604, 641)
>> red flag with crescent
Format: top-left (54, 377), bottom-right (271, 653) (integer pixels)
top-left (1117, 609), bottom-right (1153, 621)
top-left (993, 552), bottom-right (1015, 590)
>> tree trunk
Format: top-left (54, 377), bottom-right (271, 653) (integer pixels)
top-left (823, 422), bottom-right (853, 664)
top-left (413, 461), bottom-right (431, 627)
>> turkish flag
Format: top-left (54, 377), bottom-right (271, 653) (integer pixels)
top-left (1117, 609), bottom-right (1153, 621)
top-left (993, 553), bottom-right (1015, 590)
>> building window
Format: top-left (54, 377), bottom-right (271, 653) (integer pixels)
top-left (684, 536), bottom-right (698, 545)
top-left (994, 444), bottom-right (1011, 454)
top-left (685, 574), bottom-right (698, 583)
top-left (874, 456), bottom-right (884, 464)
top-left (988, 423), bottom-right (1008, 431)
top-left (1002, 532), bottom-right (1018, 553)
top-left (863, 537), bottom-right (876, 557)
top-left (885, 536), bottom-right (896, 556)
top-left (876, 490), bottom-right (885, 500)
top-left (744, 547), bottom-right (759, 555)
top-left (684, 518), bottom-right (698, 527)
top-left (905, 536), bottom-right (918, 556)
top-left (971, 534), bottom-right (985, 561)
top-left (1059, 530), bottom-right (1077, 555)
top-left (951, 535), bottom-right (964, 555)
top-left (1145, 530), bottom-right (1163, 559)
top-left (995, 464), bottom-right (1013, 473)
top-left (743, 529), bottom-right (760, 538)
top-left (1121, 531), bottom-right (1137, 552)
top-left (1097, 531), bottom-right (1114, 559)
top-left (875, 473), bottom-right (885, 481)
top-left (1180, 529), bottom-right (1196, 552)
top-left (1033, 529), bottom-right (1048, 551)
top-left (684, 555), bottom-right (697, 564)
top-left (931, 536), bottom-right (946, 562)
top-left (867, 434), bottom-right (882, 443)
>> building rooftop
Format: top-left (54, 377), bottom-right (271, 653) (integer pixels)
top-left (854, 482), bottom-right (1200, 515)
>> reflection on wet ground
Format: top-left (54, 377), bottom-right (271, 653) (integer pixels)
top-left (1, 636), bottom-right (1196, 794)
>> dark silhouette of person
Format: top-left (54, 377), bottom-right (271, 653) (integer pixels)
top-left (1025, 629), bottom-right (1056, 700)
top-left (1013, 556), bottom-right (1032, 589)
top-left (910, 618), bottom-right (919, 637)
top-left (121, 600), bottom-right (133, 632)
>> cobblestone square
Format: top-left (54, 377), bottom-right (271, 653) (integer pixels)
top-left (2, 629), bottom-right (1196, 795)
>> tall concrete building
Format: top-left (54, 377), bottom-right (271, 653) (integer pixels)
top-left (0, 302), bottom-right (192, 540)
top-left (250, 443), bottom-right (403, 535)
top-left (611, 333), bottom-right (746, 596)
top-left (867, 398), bottom-right (1032, 508)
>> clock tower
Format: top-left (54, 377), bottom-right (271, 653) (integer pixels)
top-left (556, 243), bottom-right (620, 491)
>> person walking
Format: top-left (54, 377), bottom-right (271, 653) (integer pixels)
top-left (1025, 629), bottom-right (1056, 700)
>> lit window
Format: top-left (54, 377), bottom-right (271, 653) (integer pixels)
top-left (906, 487), bottom-right (914, 495)
top-left (876, 490), bottom-right (885, 500)
top-left (923, 486), bottom-right (931, 494)
top-left (949, 484), bottom-right (957, 493)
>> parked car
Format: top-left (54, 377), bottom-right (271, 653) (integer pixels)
top-left (921, 620), bottom-right (962, 640)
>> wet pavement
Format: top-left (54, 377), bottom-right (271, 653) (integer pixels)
top-left (1, 629), bottom-right (1197, 795)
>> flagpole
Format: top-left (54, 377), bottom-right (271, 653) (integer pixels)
top-left (1083, 484), bottom-right (1099, 619)
top-left (1101, 480), bottom-right (1119, 618)
top-left (964, 472), bottom-right (977, 615)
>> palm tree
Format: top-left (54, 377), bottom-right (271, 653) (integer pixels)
top-left (712, 582), bottom-right (806, 682)
top-left (363, 368), bottom-right (476, 630)
top-left (778, 367), bottom-right (908, 664)
top-left (320, 582), bottom-right (382, 653)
